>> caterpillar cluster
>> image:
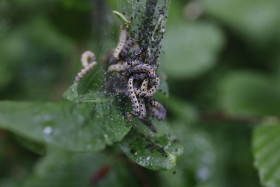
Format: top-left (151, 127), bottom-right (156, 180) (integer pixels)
top-left (108, 29), bottom-right (166, 120)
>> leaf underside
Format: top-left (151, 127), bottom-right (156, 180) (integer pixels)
top-left (253, 124), bottom-right (280, 187)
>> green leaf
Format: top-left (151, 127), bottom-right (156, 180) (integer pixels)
top-left (158, 122), bottom-right (220, 187)
top-left (220, 72), bottom-right (280, 116)
top-left (0, 101), bottom-right (131, 152)
top-left (24, 149), bottom-right (140, 187)
top-left (253, 123), bottom-right (280, 187)
top-left (119, 120), bottom-right (183, 171)
top-left (63, 83), bottom-right (112, 103)
top-left (201, 0), bottom-right (280, 45)
top-left (163, 21), bottom-right (224, 79)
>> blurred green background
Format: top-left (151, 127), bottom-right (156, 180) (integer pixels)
top-left (1, 0), bottom-right (280, 186)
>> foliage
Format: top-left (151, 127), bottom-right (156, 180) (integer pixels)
top-left (0, 0), bottom-right (280, 186)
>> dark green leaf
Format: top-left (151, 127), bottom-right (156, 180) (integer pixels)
top-left (158, 122), bottom-right (220, 187)
top-left (0, 101), bottom-right (131, 152)
top-left (201, 0), bottom-right (280, 44)
top-left (24, 149), bottom-right (139, 187)
top-left (253, 123), bottom-right (280, 187)
top-left (119, 120), bottom-right (183, 171)
top-left (220, 72), bottom-right (280, 116)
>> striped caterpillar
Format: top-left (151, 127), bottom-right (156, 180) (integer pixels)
top-left (75, 51), bottom-right (97, 83)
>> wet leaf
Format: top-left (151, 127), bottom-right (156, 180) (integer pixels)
top-left (163, 22), bottom-right (224, 79)
top-left (0, 101), bottom-right (131, 152)
top-left (253, 123), bottom-right (280, 187)
top-left (220, 72), bottom-right (280, 116)
top-left (24, 149), bottom-right (140, 187)
top-left (119, 121), bottom-right (183, 171)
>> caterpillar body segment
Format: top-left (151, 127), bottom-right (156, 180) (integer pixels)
top-left (149, 100), bottom-right (166, 120)
top-left (108, 61), bottom-right (127, 72)
top-left (127, 77), bottom-right (140, 115)
top-left (108, 60), bottom-right (142, 72)
top-left (145, 76), bottom-right (160, 97)
top-left (113, 29), bottom-right (127, 60)
top-left (128, 64), bottom-right (156, 78)
top-left (138, 98), bottom-right (147, 119)
top-left (75, 62), bottom-right (97, 83)
top-left (81, 51), bottom-right (96, 67)
top-left (132, 73), bottom-right (148, 80)
top-left (75, 51), bottom-right (97, 83)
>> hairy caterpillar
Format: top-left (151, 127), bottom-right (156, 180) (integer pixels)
top-left (127, 77), bottom-right (139, 115)
top-left (75, 51), bottom-right (97, 83)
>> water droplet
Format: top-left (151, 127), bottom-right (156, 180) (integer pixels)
top-left (146, 156), bottom-right (151, 161)
top-left (43, 126), bottom-right (52, 135)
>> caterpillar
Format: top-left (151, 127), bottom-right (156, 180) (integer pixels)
top-left (108, 60), bottom-right (141, 72)
top-left (138, 98), bottom-right (147, 119)
top-left (132, 73), bottom-right (148, 80)
top-left (108, 61), bottom-right (127, 72)
top-left (126, 60), bottom-right (141, 67)
top-left (127, 77), bottom-right (139, 115)
top-left (128, 64), bottom-right (156, 78)
top-left (135, 76), bottom-right (160, 97)
top-left (81, 51), bottom-right (96, 67)
top-left (134, 78), bottom-right (148, 97)
top-left (145, 76), bottom-right (160, 97)
top-left (75, 51), bottom-right (97, 83)
top-left (149, 100), bottom-right (166, 120)
top-left (120, 36), bottom-right (136, 58)
top-left (112, 30), bottom-right (127, 60)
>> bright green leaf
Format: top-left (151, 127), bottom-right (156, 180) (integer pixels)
top-left (253, 123), bottom-right (280, 187)
top-left (0, 101), bottom-right (131, 152)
